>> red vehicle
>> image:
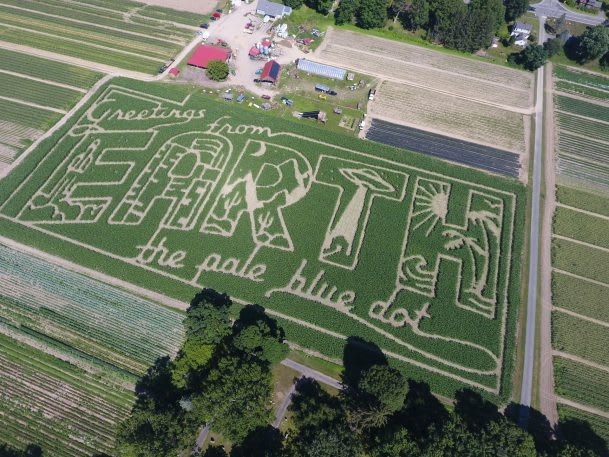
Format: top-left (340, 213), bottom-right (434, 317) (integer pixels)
top-left (261, 95), bottom-right (271, 100)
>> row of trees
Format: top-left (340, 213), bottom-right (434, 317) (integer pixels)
top-left (114, 289), bottom-right (607, 457)
top-left (284, 0), bottom-right (530, 51)
top-left (116, 289), bottom-right (289, 456)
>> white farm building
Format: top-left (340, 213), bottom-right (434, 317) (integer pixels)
top-left (256, 0), bottom-right (292, 18)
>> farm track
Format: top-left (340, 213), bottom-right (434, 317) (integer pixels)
top-left (554, 350), bottom-right (609, 374)
top-left (553, 307), bottom-right (609, 329)
top-left (539, 61), bottom-right (558, 428)
top-left (0, 69), bottom-right (87, 92)
top-left (556, 397), bottom-right (609, 420)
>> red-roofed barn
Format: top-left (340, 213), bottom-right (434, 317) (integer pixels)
top-left (187, 45), bottom-right (230, 69)
top-left (259, 60), bottom-right (281, 85)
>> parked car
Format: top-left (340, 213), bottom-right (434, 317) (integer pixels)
top-left (262, 94), bottom-right (271, 100)
top-left (281, 97), bottom-right (294, 106)
top-left (328, 90), bottom-right (337, 96)
top-left (200, 23), bottom-right (210, 28)
top-left (368, 89), bottom-right (376, 101)
top-left (314, 83), bottom-right (331, 93)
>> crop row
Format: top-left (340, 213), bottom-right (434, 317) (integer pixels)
top-left (326, 29), bottom-right (533, 92)
top-left (557, 404), bottom-right (609, 455)
top-left (558, 132), bottom-right (609, 166)
top-left (554, 206), bottom-right (609, 249)
top-left (0, 8), bottom-right (178, 61)
top-left (320, 44), bottom-right (531, 109)
top-left (555, 95), bottom-right (609, 123)
top-left (0, 331), bottom-right (133, 455)
top-left (556, 186), bottom-right (609, 216)
top-left (553, 237), bottom-right (609, 283)
top-left (0, 97), bottom-right (61, 130)
top-left (374, 81), bottom-right (525, 153)
top-left (557, 112), bottom-right (609, 143)
top-left (0, 27), bottom-right (159, 74)
top-left (0, 48), bottom-right (101, 88)
top-left (554, 356), bottom-right (609, 413)
top-left (0, 244), bottom-right (184, 372)
top-left (556, 155), bottom-right (609, 190)
top-left (553, 271), bottom-right (609, 324)
top-left (554, 65), bottom-right (609, 91)
top-left (2, 0), bottom-right (194, 43)
top-left (552, 311), bottom-right (609, 368)
top-left (0, 73), bottom-right (84, 111)
top-left (555, 80), bottom-right (609, 101)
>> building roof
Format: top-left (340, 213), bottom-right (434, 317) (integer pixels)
top-left (249, 46), bottom-right (260, 56)
top-left (256, 0), bottom-right (292, 17)
top-left (187, 45), bottom-right (229, 68)
top-left (168, 67), bottom-right (180, 76)
top-left (297, 59), bottom-right (346, 80)
top-left (513, 22), bottom-right (533, 32)
top-left (260, 60), bottom-right (281, 84)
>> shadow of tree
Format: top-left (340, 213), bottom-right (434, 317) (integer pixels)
top-left (454, 388), bottom-right (500, 432)
top-left (397, 379), bottom-right (449, 439)
top-left (342, 336), bottom-right (387, 389)
top-left (230, 425), bottom-right (283, 457)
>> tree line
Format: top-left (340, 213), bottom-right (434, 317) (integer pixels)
top-left (1, 289), bottom-right (607, 456)
top-left (283, 0), bottom-right (530, 52)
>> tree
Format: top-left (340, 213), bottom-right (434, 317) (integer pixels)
top-left (116, 402), bottom-right (190, 457)
top-left (0, 443), bottom-right (43, 457)
top-left (356, 0), bottom-right (388, 29)
top-left (231, 305), bottom-right (289, 364)
top-left (284, 0), bottom-right (304, 8)
top-left (600, 51), bottom-right (609, 71)
top-left (202, 446), bottom-right (228, 457)
top-left (516, 44), bottom-right (548, 70)
top-left (403, 0), bottom-right (430, 30)
top-left (171, 339), bottom-right (214, 388)
top-left (185, 289), bottom-right (232, 346)
top-left (335, 0), bottom-right (359, 24)
top-left (293, 427), bottom-right (363, 457)
top-left (191, 355), bottom-right (273, 443)
top-left (306, 0), bottom-right (333, 14)
top-left (389, 0), bottom-right (409, 22)
top-left (207, 60), bottom-right (230, 81)
top-left (368, 427), bottom-right (420, 457)
top-left (504, 0), bottom-right (529, 22)
top-left (544, 37), bottom-right (563, 57)
top-left (577, 26), bottom-right (609, 62)
top-left (479, 419), bottom-right (537, 457)
top-left (346, 364), bottom-right (408, 432)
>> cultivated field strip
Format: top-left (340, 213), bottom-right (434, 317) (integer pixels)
top-left (371, 81), bottom-right (526, 154)
top-left (557, 404), bottom-right (609, 449)
top-left (0, 330), bottom-right (134, 456)
top-left (322, 29), bottom-right (533, 95)
top-left (554, 356), bottom-right (609, 414)
top-left (0, 48), bottom-right (102, 88)
top-left (0, 0), bottom-right (199, 74)
top-left (553, 68), bottom-right (609, 192)
top-left (366, 119), bottom-right (520, 178)
top-left (319, 42), bottom-right (532, 110)
top-left (551, 185), bottom-right (609, 438)
top-left (0, 48), bottom-right (101, 169)
top-left (0, 244), bottom-right (184, 373)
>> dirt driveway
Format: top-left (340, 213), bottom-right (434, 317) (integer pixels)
top-left (198, 2), bottom-right (308, 96)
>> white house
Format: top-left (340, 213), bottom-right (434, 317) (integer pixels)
top-left (256, 0), bottom-right (292, 18)
top-left (511, 22), bottom-right (533, 47)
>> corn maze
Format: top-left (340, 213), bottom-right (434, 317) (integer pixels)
top-left (0, 79), bottom-right (525, 397)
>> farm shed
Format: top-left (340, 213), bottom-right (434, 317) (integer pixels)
top-left (168, 67), bottom-right (180, 78)
top-left (187, 45), bottom-right (230, 69)
top-left (259, 60), bottom-right (281, 84)
top-left (256, 0), bottom-right (292, 18)
top-left (296, 59), bottom-right (346, 80)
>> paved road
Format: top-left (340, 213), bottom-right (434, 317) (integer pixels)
top-left (194, 425), bottom-right (209, 453)
top-left (273, 381), bottom-right (297, 428)
top-left (520, 18), bottom-right (547, 428)
top-left (531, 0), bottom-right (605, 25)
top-left (280, 359), bottom-right (342, 390)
